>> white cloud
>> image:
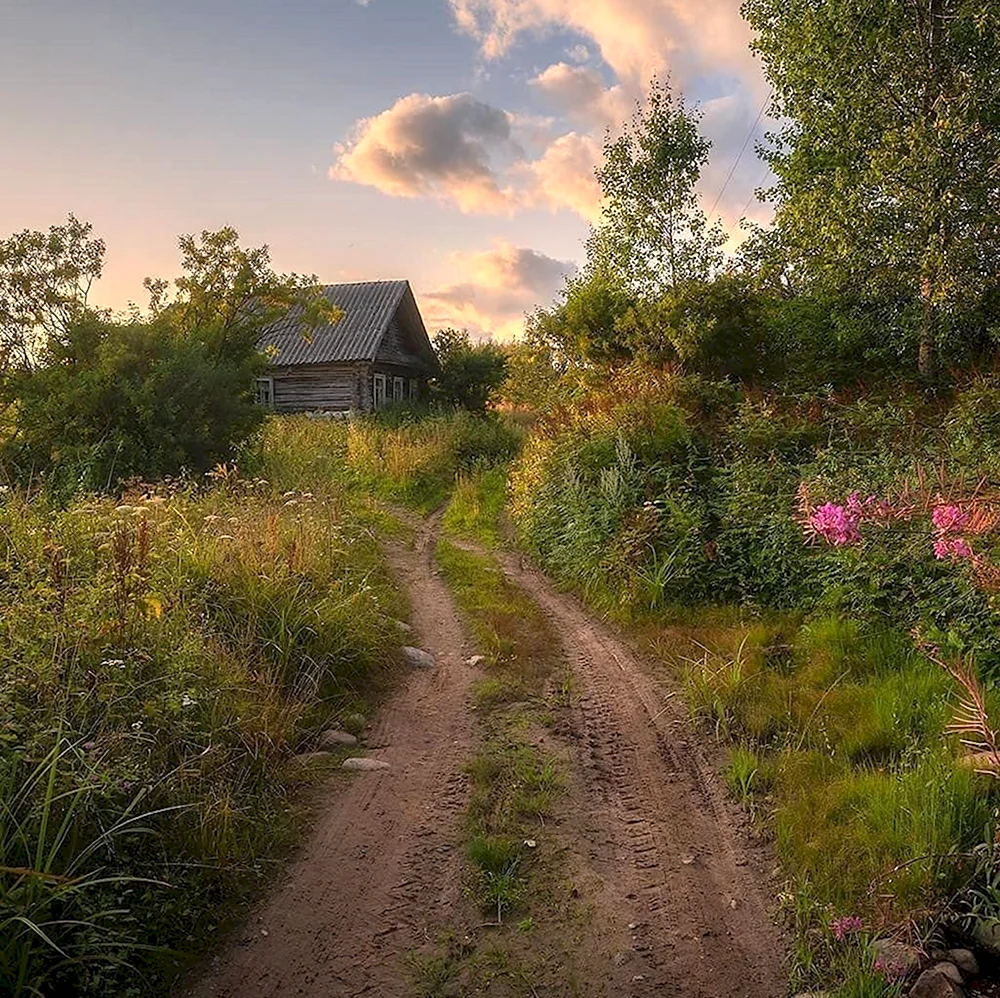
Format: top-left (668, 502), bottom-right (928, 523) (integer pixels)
top-left (331, 92), bottom-right (521, 214)
top-left (422, 240), bottom-right (576, 339)
top-left (448, 0), bottom-right (765, 98)
top-left (520, 131), bottom-right (603, 222)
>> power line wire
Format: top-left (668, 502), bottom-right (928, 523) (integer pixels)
top-left (708, 92), bottom-right (771, 218)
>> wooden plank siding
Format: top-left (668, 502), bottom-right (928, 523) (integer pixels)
top-left (270, 363), bottom-right (371, 413)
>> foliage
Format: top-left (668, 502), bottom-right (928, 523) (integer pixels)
top-left (742, 0), bottom-right (1000, 376)
top-left (431, 328), bottom-right (509, 412)
top-left (0, 214), bottom-right (105, 376)
top-left (593, 77), bottom-right (726, 296)
top-left (1, 225), bottom-right (336, 493)
top-left (0, 465), bottom-right (401, 997)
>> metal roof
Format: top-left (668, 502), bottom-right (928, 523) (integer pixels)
top-left (259, 280), bottom-right (423, 366)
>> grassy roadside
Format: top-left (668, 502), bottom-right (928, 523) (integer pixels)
top-left (410, 540), bottom-right (587, 996)
top-left (441, 467), bottom-right (510, 549)
top-left (632, 610), bottom-right (996, 996)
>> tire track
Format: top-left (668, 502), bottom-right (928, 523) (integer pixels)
top-left (182, 514), bottom-right (477, 998)
top-left (496, 551), bottom-right (788, 998)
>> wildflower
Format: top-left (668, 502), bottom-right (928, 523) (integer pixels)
top-left (809, 502), bottom-right (862, 546)
top-left (82, 741), bottom-right (97, 751)
top-left (873, 957), bottom-right (908, 982)
top-left (831, 915), bottom-right (864, 940)
top-left (181, 693), bottom-right (197, 708)
top-left (101, 658), bottom-right (125, 669)
top-left (130, 720), bottom-right (143, 731)
top-left (935, 536), bottom-right (974, 561)
top-left (932, 504), bottom-right (969, 535)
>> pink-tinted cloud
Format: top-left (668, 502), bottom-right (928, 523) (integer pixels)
top-left (449, 0), bottom-right (765, 97)
top-left (529, 62), bottom-right (631, 129)
top-left (520, 131), bottom-right (603, 222)
top-left (331, 92), bottom-right (521, 214)
top-left (422, 240), bottom-right (575, 339)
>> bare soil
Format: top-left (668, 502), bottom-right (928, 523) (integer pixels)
top-left (182, 518), bottom-right (787, 998)
top-left (184, 515), bottom-right (477, 998)
top-left (495, 551), bottom-right (788, 998)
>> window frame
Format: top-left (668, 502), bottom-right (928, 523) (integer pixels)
top-left (373, 373), bottom-right (387, 408)
top-left (393, 376), bottom-right (404, 402)
top-left (409, 378), bottom-right (418, 400)
top-left (254, 376), bottom-right (274, 408)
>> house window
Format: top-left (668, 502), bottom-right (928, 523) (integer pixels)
top-left (409, 378), bottom-right (418, 400)
top-left (393, 376), bottom-right (404, 402)
top-left (373, 373), bottom-right (386, 408)
top-left (254, 377), bottom-right (274, 407)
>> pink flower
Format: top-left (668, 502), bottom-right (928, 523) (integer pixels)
top-left (874, 957), bottom-right (908, 982)
top-left (932, 504), bottom-right (969, 535)
top-left (831, 915), bottom-right (864, 940)
top-left (934, 536), bottom-right (974, 561)
top-left (809, 503), bottom-right (862, 546)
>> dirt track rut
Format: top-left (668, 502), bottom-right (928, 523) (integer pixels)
top-left (496, 552), bottom-right (787, 998)
top-left (185, 515), bottom-right (476, 998)
top-left (184, 519), bottom-right (786, 998)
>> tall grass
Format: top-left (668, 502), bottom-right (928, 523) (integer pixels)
top-left (258, 411), bottom-right (520, 512)
top-left (0, 476), bottom-right (401, 996)
top-left (674, 615), bottom-right (996, 994)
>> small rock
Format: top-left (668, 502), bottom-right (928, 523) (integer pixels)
top-left (466, 655), bottom-right (487, 667)
top-left (394, 619), bottom-right (413, 634)
top-left (401, 646), bottom-right (435, 669)
top-left (318, 729), bottom-right (358, 748)
top-left (910, 965), bottom-right (965, 998)
top-left (932, 962), bottom-right (964, 984)
top-left (260, 928), bottom-right (269, 937)
top-left (872, 939), bottom-right (924, 979)
top-left (947, 949), bottom-right (979, 977)
top-left (342, 757), bottom-right (391, 772)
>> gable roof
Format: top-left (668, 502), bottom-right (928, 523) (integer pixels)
top-left (259, 280), bottom-right (436, 369)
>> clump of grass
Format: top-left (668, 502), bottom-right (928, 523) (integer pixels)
top-left (0, 471), bottom-right (402, 997)
top-left (435, 540), bottom-right (555, 684)
top-left (467, 835), bottom-right (526, 923)
top-left (442, 467), bottom-right (509, 548)
top-left (671, 612), bottom-right (996, 993)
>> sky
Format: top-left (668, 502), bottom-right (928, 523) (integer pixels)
top-left (2, 0), bottom-right (774, 340)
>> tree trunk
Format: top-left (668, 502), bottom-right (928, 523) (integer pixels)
top-left (918, 286), bottom-right (936, 381)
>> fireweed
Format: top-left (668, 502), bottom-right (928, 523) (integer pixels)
top-left (797, 485), bottom-right (997, 580)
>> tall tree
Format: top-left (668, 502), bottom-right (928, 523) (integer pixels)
top-left (593, 77), bottom-right (726, 297)
top-left (0, 214), bottom-right (105, 373)
top-left (743, 0), bottom-right (1000, 377)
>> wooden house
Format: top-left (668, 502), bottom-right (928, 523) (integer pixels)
top-left (256, 280), bottom-right (438, 412)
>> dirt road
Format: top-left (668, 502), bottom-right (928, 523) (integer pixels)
top-left (497, 551), bottom-right (787, 998)
top-left (183, 518), bottom-right (786, 998)
top-left (185, 516), bottom-right (478, 998)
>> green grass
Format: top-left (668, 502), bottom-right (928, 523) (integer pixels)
top-left (433, 540), bottom-right (565, 922)
top-left (0, 473), bottom-right (404, 997)
top-left (442, 467), bottom-right (509, 548)
top-left (666, 613), bottom-right (997, 995)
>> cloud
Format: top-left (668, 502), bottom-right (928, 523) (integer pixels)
top-left (447, 0), bottom-right (773, 239)
top-left (448, 0), bottom-right (765, 97)
top-left (422, 240), bottom-right (576, 339)
top-left (331, 92), bottom-right (521, 214)
top-left (529, 62), bottom-right (631, 129)
top-left (521, 131), bottom-right (603, 222)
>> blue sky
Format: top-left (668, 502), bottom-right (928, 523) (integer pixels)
top-left (2, 0), bottom-right (773, 338)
